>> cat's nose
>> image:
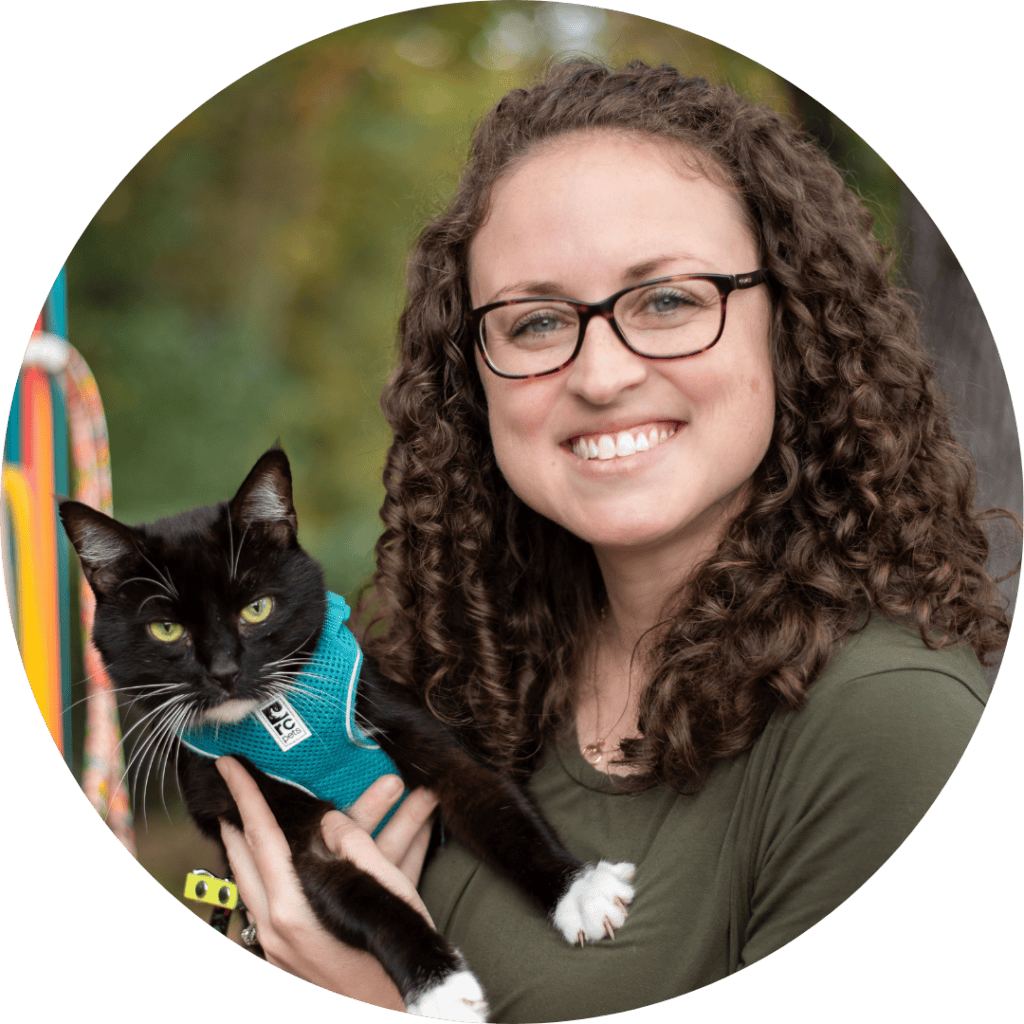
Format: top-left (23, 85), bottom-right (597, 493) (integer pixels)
top-left (209, 653), bottom-right (241, 690)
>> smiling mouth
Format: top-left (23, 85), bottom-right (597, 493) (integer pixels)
top-left (569, 421), bottom-right (680, 461)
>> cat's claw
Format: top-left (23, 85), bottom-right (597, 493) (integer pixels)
top-left (551, 860), bottom-right (636, 946)
top-left (406, 968), bottom-right (490, 1023)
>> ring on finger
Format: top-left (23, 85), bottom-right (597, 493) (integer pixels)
top-left (240, 922), bottom-right (259, 947)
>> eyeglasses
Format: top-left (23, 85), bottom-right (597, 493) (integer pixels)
top-left (468, 270), bottom-right (769, 379)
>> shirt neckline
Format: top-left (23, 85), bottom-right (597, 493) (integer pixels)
top-left (554, 726), bottom-right (634, 794)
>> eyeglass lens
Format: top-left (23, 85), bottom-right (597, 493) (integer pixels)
top-left (480, 277), bottom-right (724, 377)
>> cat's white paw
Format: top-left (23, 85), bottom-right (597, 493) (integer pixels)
top-left (406, 968), bottom-right (489, 1023)
top-left (552, 860), bottom-right (636, 945)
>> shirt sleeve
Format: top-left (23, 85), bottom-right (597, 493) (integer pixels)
top-left (740, 666), bottom-right (985, 967)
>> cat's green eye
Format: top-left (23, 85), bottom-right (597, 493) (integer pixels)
top-left (240, 596), bottom-right (273, 624)
top-left (149, 621), bottom-right (185, 643)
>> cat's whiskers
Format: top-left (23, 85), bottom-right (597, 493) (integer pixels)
top-left (117, 684), bottom-right (190, 724)
top-left (269, 674), bottom-right (347, 716)
top-left (116, 693), bottom-right (192, 827)
top-left (143, 710), bottom-right (174, 821)
top-left (231, 524), bottom-right (250, 582)
top-left (225, 513), bottom-right (236, 581)
top-left (134, 549), bottom-right (180, 601)
top-left (248, 669), bottom-right (348, 754)
top-left (261, 628), bottom-right (321, 671)
top-left (278, 690), bottom-right (348, 726)
top-left (280, 668), bottom-right (386, 723)
top-left (112, 692), bottom-right (200, 821)
top-left (118, 575), bottom-right (175, 600)
top-left (62, 676), bottom-right (167, 714)
top-left (156, 702), bottom-right (194, 819)
top-left (140, 696), bottom-right (194, 823)
top-left (137, 592), bottom-right (169, 615)
top-left (354, 709), bottom-right (383, 738)
top-left (133, 727), bottom-right (166, 828)
top-left (267, 672), bottom-right (390, 747)
top-left (171, 705), bottom-right (203, 805)
top-left (118, 692), bottom-right (190, 753)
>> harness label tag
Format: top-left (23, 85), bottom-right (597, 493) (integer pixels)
top-left (255, 695), bottom-right (310, 752)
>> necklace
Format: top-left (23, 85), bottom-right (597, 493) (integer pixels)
top-left (581, 691), bottom-right (630, 764)
top-left (581, 737), bottom-right (614, 765)
top-left (581, 608), bottom-right (630, 766)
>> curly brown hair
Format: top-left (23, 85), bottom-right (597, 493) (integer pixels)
top-left (359, 59), bottom-right (1016, 794)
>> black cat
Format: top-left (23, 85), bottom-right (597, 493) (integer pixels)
top-left (59, 447), bottom-right (635, 1021)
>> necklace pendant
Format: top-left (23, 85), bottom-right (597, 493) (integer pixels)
top-left (582, 743), bottom-right (604, 765)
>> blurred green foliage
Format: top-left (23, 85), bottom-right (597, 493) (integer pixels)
top-left (67, 2), bottom-right (899, 600)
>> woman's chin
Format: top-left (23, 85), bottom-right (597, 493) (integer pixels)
top-left (572, 516), bottom-right (689, 554)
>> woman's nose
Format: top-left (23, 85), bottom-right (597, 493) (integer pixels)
top-left (565, 315), bottom-right (647, 404)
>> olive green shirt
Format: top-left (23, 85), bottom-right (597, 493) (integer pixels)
top-left (419, 617), bottom-right (987, 1022)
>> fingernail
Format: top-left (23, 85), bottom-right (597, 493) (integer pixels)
top-left (381, 774), bottom-right (404, 798)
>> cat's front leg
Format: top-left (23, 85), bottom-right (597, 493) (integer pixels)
top-left (294, 849), bottom-right (489, 1022)
top-left (549, 860), bottom-right (636, 945)
top-left (429, 764), bottom-right (636, 946)
top-left (358, 663), bottom-right (636, 946)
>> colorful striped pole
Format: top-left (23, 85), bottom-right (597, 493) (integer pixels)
top-left (3, 272), bottom-right (135, 855)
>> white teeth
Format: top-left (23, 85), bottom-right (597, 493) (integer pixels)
top-left (571, 424), bottom-right (678, 461)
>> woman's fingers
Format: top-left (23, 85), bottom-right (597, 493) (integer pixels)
top-left (219, 758), bottom-right (438, 932)
top-left (216, 757), bottom-right (296, 906)
top-left (220, 817), bottom-right (266, 921)
top-left (319, 782), bottom-right (439, 926)
top-left (324, 778), bottom-right (439, 873)
top-left (395, 812), bottom-right (435, 882)
top-left (375, 786), bottom-right (439, 869)
top-left (344, 773), bottom-right (405, 834)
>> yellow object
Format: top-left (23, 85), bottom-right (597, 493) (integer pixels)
top-left (184, 870), bottom-right (240, 910)
top-left (3, 463), bottom-right (61, 749)
top-left (149, 620), bottom-right (184, 642)
top-left (241, 596), bottom-right (273, 623)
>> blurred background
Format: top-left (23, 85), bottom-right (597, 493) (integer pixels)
top-left (46, 1), bottom-right (1020, 926)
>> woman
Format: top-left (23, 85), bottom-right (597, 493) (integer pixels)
top-left (216, 60), bottom-right (1014, 1020)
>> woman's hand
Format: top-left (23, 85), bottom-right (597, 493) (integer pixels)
top-left (216, 756), bottom-right (439, 1009)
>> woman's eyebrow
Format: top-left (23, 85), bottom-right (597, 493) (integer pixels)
top-left (621, 254), bottom-right (712, 283)
top-left (486, 255), bottom-right (715, 304)
top-left (489, 280), bottom-right (565, 302)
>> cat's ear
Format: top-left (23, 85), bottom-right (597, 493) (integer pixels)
top-left (229, 447), bottom-right (298, 545)
top-left (58, 499), bottom-right (139, 595)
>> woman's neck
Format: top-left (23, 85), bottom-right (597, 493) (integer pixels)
top-left (591, 482), bottom-right (746, 650)
top-left (574, 548), bottom-right (684, 774)
top-left (576, 517), bottom-right (734, 773)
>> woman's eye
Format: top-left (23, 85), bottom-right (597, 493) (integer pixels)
top-left (240, 596), bottom-right (274, 624)
top-left (510, 310), bottom-right (566, 338)
top-left (149, 621), bottom-right (185, 643)
top-left (644, 289), bottom-right (692, 313)
top-left (650, 293), bottom-right (680, 312)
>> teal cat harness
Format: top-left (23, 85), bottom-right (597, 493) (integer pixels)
top-left (179, 592), bottom-right (404, 833)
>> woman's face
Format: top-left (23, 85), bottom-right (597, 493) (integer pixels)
top-left (469, 132), bottom-right (775, 566)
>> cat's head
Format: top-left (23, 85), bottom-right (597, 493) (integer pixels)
top-left (59, 447), bottom-right (327, 727)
